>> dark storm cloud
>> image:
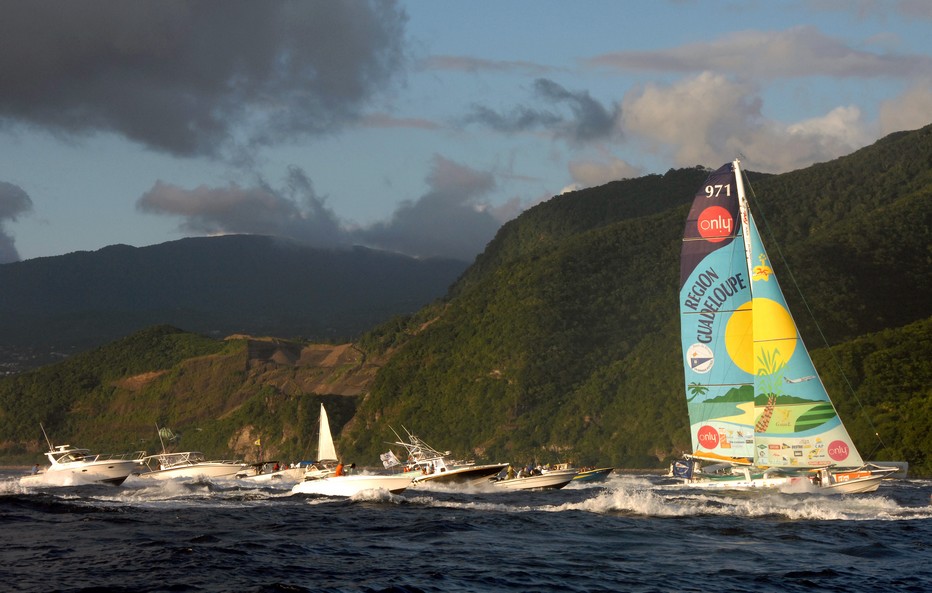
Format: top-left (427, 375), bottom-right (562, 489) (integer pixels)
top-left (0, 0), bottom-right (408, 158)
top-left (137, 158), bottom-right (501, 261)
top-left (352, 156), bottom-right (500, 261)
top-left (464, 79), bottom-right (619, 143)
top-left (0, 181), bottom-right (33, 263)
top-left (137, 167), bottom-right (348, 249)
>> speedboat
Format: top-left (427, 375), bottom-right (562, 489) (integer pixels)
top-left (389, 429), bottom-right (508, 486)
top-left (20, 444), bottom-right (140, 487)
top-left (291, 471), bottom-right (415, 496)
top-left (491, 467), bottom-right (578, 491)
top-left (291, 405), bottom-right (414, 497)
top-left (135, 451), bottom-right (247, 480)
top-left (236, 461), bottom-right (305, 483)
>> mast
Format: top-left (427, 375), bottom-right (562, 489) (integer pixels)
top-left (733, 159), bottom-right (754, 285)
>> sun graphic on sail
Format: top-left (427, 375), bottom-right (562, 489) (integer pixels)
top-left (724, 297), bottom-right (797, 375)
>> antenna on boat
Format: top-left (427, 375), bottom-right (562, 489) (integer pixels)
top-left (39, 423), bottom-right (53, 450)
top-left (156, 423), bottom-right (167, 454)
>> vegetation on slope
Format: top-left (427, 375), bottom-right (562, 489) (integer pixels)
top-left (1, 125), bottom-right (930, 476)
top-left (341, 124), bottom-right (932, 473)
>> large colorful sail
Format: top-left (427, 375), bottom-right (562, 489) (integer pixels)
top-left (679, 163), bottom-right (756, 461)
top-left (741, 191), bottom-right (863, 469)
top-left (680, 160), bottom-right (864, 469)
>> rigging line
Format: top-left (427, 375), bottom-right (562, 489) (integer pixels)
top-left (739, 167), bottom-right (888, 451)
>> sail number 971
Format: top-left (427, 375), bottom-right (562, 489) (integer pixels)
top-left (705, 184), bottom-right (731, 198)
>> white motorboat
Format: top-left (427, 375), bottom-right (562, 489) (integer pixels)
top-left (291, 404), bottom-right (414, 496)
top-left (291, 472), bottom-right (414, 496)
top-left (20, 444), bottom-right (140, 487)
top-left (236, 461), bottom-right (305, 483)
top-left (491, 467), bottom-right (578, 491)
top-left (135, 451), bottom-right (247, 480)
top-left (389, 429), bottom-right (508, 486)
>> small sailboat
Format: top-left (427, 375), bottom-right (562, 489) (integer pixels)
top-left (675, 160), bottom-right (898, 493)
top-left (300, 403), bottom-right (340, 481)
top-left (291, 404), bottom-right (414, 496)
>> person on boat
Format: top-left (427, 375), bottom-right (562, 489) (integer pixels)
top-left (334, 462), bottom-right (345, 476)
top-left (31, 464), bottom-right (40, 475)
top-left (506, 465), bottom-right (516, 480)
top-left (273, 462), bottom-right (280, 472)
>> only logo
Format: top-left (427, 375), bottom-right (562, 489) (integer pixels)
top-left (697, 425), bottom-right (719, 449)
top-left (828, 440), bottom-right (850, 462)
top-left (698, 206), bottom-right (733, 243)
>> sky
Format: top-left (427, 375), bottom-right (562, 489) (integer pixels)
top-left (1, 0), bottom-right (930, 265)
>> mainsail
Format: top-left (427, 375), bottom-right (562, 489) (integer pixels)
top-left (679, 160), bottom-right (863, 470)
top-left (317, 404), bottom-right (338, 463)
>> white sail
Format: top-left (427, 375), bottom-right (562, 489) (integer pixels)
top-left (317, 404), bottom-right (338, 462)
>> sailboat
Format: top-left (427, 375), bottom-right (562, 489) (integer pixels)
top-left (299, 403), bottom-right (340, 481)
top-left (291, 404), bottom-right (414, 496)
top-left (675, 160), bottom-right (898, 494)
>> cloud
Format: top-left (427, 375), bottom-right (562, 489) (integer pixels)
top-left (465, 78), bottom-right (620, 143)
top-left (0, 0), bottom-right (408, 159)
top-left (137, 167), bottom-right (348, 249)
top-left (420, 55), bottom-right (557, 76)
top-left (588, 26), bottom-right (932, 79)
top-left (810, 0), bottom-right (932, 22)
top-left (360, 112), bottom-right (443, 130)
top-left (0, 181), bottom-right (33, 263)
top-left (568, 157), bottom-right (642, 189)
top-left (352, 155), bottom-right (501, 261)
top-left (620, 72), bottom-right (874, 172)
top-left (879, 80), bottom-right (932, 135)
top-left (138, 158), bottom-right (504, 261)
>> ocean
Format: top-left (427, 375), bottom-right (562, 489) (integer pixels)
top-left (1, 471), bottom-right (930, 593)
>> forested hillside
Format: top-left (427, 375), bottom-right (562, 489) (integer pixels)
top-left (0, 235), bottom-right (467, 371)
top-left (2, 125), bottom-right (929, 475)
top-left (340, 124), bottom-right (932, 473)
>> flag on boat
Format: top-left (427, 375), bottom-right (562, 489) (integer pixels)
top-left (380, 450), bottom-right (400, 468)
top-left (254, 438), bottom-right (261, 447)
top-left (671, 459), bottom-right (694, 480)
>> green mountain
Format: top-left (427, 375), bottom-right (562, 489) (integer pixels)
top-left (340, 124), bottom-right (931, 471)
top-left (2, 124), bottom-right (930, 475)
top-left (0, 235), bottom-right (468, 371)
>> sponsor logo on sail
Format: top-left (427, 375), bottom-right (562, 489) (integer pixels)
top-left (697, 206), bottom-right (733, 243)
top-left (828, 440), bottom-right (850, 462)
top-left (687, 343), bottom-right (714, 373)
top-left (697, 425), bottom-right (719, 449)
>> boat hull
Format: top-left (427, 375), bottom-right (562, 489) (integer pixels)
top-left (822, 474), bottom-right (885, 494)
top-left (492, 469), bottom-right (578, 491)
top-left (20, 459), bottom-right (138, 487)
top-left (573, 467), bottom-right (613, 482)
top-left (238, 467), bottom-right (305, 483)
top-left (291, 473), bottom-right (415, 497)
top-left (412, 463), bottom-right (509, 485)
top-left (137, 462), bottom-right (246, 480)
top-left (681, 475), bottom-right (801, 491)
